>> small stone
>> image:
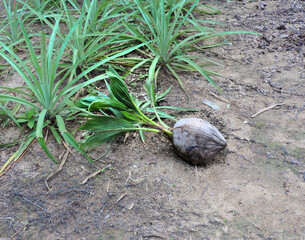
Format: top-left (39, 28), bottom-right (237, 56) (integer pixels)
top-left (234, 15), bottom-right (241, 20)
top-left (257, 2), bottom-right (267, 10)
top-left (277, 24), bottom-right (286, 30)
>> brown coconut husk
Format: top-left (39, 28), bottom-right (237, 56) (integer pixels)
top-left (172, 118), bottom-right (227, 165)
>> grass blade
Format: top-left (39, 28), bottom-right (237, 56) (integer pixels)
top-left (56, 115), bottom-right (92, 163)
top-left (37, 137), bottom-right (58, 164)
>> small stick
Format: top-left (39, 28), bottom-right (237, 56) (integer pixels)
top-left (209, 92), bottom-right (230, 104)
top-left (9, 222), bottom-right (30, 240)
top-left (0, 137), bottom-right (37, 178)
top-left (123, 132), bottom-right (130, 143)
top-left (45, 150), bottom-right (69, 192)
top-left (123, 170), bottom-right (132, 186)
top-left (44, 128), bottom-right (49, 142)
top-left (62, 141), bottom-right (74, 155)
top-left (251, 103), bottom-right (285, 118)
top-left (142, 233), bottom-right (166, 239)
top-left (116, 193), bottom-right (127, 203)
top-left (20, 195), bottom-right (47, 212)
top-left (81, 164), bottom-right (112, 185)
top-left (106, 179), bottom-right (111, 193)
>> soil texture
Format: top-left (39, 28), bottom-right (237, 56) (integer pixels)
top-left (0, 0), bottom-right (304, 239)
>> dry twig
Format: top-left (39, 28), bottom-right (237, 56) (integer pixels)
top-left (209, 92), bottom-right (230, 104)
top-left (9, 222), bottom-right (30, 240)
top-left (62, 140), bottom-right (74, 155)
top-left (0, 137), bottom-right (37, 178)
top-left (251, 103), bottom-right (285, 118)
top-left (106, 179), bottom-right (111, 193)
top-left (116, 193), bottom-right (127, 203)
top-left (45, 150), bottom-right (69, 191)
top-left (81, 164), bottom-right (112, 184)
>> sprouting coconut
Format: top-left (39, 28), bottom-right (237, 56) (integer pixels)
top-left (78, 67), bottom-right (226, 165)
top-left (172, 118), bottom-right (226, 164)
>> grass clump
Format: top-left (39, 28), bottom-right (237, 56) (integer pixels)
top-left (116, 0), bottom-right (258, 95)
top-left (0, 0), bottom-right (33, 48)
top-left (0, 18), bottom-right (107, 167)
top-left (0, 0), bottom-right (258, 170)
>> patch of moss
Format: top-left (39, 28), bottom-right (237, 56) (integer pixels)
top-left (254, 120), bottom-right (268, 130)
top-left (288, 147), bottom-right (305, 160)
top-left (285, 129), bottom-right (305, 141)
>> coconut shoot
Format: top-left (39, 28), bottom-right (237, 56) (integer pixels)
top-left (78, 68), bottom-right (226, 165)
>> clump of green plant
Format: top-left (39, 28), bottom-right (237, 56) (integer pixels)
top-left (0, 18), bottom-right (107, 169)
top-left (116, 0), bottom-right (258, 95)
top-left (29, 0), bottom-right (143, 80)
top-left (0, 102), bottom-right (21, 129)
top-left (0, 13), bottom-right (149, 172)
top-left (58, 0), bottom-right (130, 75)
top-left (78, 68), bottom-right (226, 165)
top-left (0, 0), bottom-right (33, 47)
top-left (19, 0), bottom-right (60, 22)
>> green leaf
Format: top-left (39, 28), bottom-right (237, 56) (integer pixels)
top-left (61, 131), bottom-right (93, 163)
top-left (0, 94), bottom-right (40, 110)
top-left (79, 116), bottom-right (136, 132)
top-left (26, 108), bottom-right (34, 118)
top-left (55, 115), bottom-right (67, 133)
top-left (0, 103), bottom-right (22, 129)
top-left (82, 131), bottom-right (123, 148)
top-left (107, 67), bottom-right (137, 111)
top-left (155, 106), bottom-right (199, 112)
top-left (36, 109), bottom-right (48, 139)
top-left (156, 86), bottom-right (172, 101)
top-left (121, 111), bottom-right (142, 122)
top-left (0, 135), bottom-right (36, 175)
top-left (88, 99), bottom-right (129, 112)
top-left (56, 115), bottom-right (92, 163)
top-left (139, 129), bottom-right (145, 143)
top-left (165, 63), bottom-right (189, 97)
top-left (37, 136), bottom-right (58, 164)
top-left (76, 96), bottom-right (102, 108)
top-left (49, 126), bottom-right (62, 144)
top-left (145, 108), bottom-right (176, 120)
top-left (175, 56), bottom-right (221, 92)
top-left (27, 119), bottom-right (35, 129)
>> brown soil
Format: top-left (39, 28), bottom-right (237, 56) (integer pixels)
top-left (1, 0), bottom-right (304, 239)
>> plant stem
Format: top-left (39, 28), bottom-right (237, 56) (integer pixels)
top-left (137, 127), bottom-right (161, 133)
top-left (162, 128), bottom-right (173, 140)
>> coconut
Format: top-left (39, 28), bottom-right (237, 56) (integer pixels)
top-left (172, 118), bottom-right (227, 165)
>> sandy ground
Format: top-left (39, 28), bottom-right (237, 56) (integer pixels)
top-left (0, 0), bottom-right (304, 239)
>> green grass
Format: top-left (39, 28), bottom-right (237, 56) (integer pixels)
top-left (0, 0), bottom-right (259, 169)
top-left (0, 0), bottom-right (33, 47)
top-left (112, 0), bottom-right (259, 95)
top-left (0, 17), bottom-right (106, 168)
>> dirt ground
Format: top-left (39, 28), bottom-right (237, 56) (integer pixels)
top-left (1, 0), bottom-right (305, 239)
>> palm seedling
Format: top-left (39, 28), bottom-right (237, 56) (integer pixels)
top-left (0, 13), bottom-right (149, 174)
top-left (0, 18), bottom-right (101, 168)
top-left (0, 18), bottom-right (109, 173)
top-left (116, 0), bottom-right (259, 96)
top-left (0, 0), bottom-right (33, 48)
top-left (19, 0), bottom-right (60, 23)
top-left (60, 0), bottom-right (128, 75)
top-left (32, 0), bottom-right (141, 80)
top-left (26, 0), bottom-right (58, 15)
top-left (79, 67), bottom-right (226, 165)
